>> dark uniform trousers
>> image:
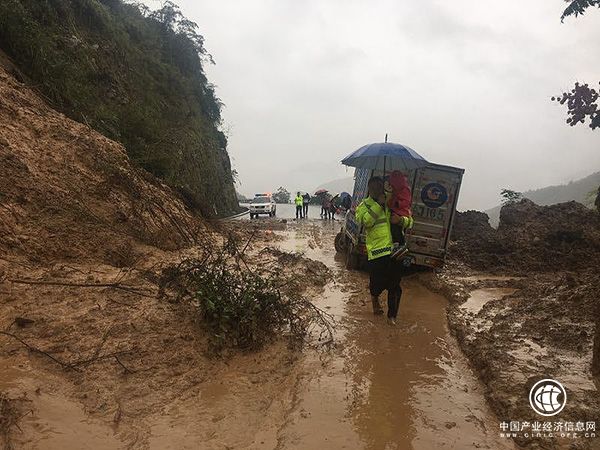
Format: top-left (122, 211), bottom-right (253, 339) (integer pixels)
top-left (367, 255), bottom-right (402, 319)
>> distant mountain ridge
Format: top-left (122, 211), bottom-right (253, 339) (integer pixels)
top-left (485, 171), bottom-right (600, 226)
top-left (314, 176), bottom-right (354, 195)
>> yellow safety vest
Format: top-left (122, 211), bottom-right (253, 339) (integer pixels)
top-left (355, 196), bottom-right (393, 260)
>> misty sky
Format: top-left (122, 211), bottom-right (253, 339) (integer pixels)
top-left (145, 0), bottom-right (600, 210)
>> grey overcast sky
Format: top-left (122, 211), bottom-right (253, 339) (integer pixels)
top-left (145, 0), bottom-right (600, 210)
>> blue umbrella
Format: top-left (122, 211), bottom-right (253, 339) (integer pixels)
top-left (341, 141), bottom-right (428, 172)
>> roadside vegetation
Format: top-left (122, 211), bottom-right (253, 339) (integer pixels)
top-left (160, 235), bottom-right (334, 353)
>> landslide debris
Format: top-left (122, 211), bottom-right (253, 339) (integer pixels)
top-left (450, 199), bottom-right (600, 273)
top-left (0, 63), bottom-right (337, 448)
top-left (0, 0), bottom-right (239, 215)
top-left (0, 65), bottom-right (201, 265)
top-left (439, 198), bottom-right (600, 449)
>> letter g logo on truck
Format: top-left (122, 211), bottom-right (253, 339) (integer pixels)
top-left (421, 183), bottom-right (448, 208)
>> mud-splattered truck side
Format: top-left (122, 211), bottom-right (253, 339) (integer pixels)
top-left (335, 163), bottom-right (464, 270)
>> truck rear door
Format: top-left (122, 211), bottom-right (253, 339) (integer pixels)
top-left (406, 164), bottom-right (464, 266)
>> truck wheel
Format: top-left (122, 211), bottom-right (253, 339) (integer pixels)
top-left (334, 232), bottom-right (347, 253)
top-left (345, 241), bottom-right (359, 270)
top-left (250, 213), bottom-right (255, 219)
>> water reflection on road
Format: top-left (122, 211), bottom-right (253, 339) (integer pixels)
top-left (270, 218), bottom-right (514, 450)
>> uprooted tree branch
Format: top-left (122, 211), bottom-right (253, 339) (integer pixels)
top-left (159, 234), bottom-right (335, 353)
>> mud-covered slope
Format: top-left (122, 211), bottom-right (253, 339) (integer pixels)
top-left (0, 0), bottom-right (239, 216)
top-left (0, 66), bottom-right (201, 265)
top-left (436, 198), bottom-right (600, 449)
top-left (450, 199), bottom-right (600, 273)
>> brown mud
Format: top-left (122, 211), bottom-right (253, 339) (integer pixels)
top-left (1, 59), bottom-right (597, 449)
top-left (265, 220), bottom-right (515, 449)
top-left (0, 218), bottom-right (516, 449)
top-left (430, 202), bottom-right (600, 450)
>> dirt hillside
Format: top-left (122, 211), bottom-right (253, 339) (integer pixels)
top-left (0, 65), bottom-right (201, 266)
top-left (0, 64), bottom-right (337, 449)
top-left (450, 199), bottom-right (600, 273)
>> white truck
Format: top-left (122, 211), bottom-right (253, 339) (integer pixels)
top-left (335, 163), bottom-right (464, 270)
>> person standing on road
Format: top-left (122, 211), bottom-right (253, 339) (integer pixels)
top-left (330, 194), bottom-right (339, 220)
top-left (303, 193), bottom-right (310, 218)
top-left (323, 195), bottom-right (332, 219)
top-left (355, 176), bottom-right (402, 325)
top-left (295, 192), bottom-right (304, 219)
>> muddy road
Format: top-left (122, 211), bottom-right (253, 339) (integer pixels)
top-left (254, 218), bottom-right (513, 449)
top-left (0, 218), bottom-right (515, 449)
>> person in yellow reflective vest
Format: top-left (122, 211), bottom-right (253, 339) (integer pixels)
top-left (355, 176), bottom-right (403, 324)
top-left (295, 192), bottom-right (304, 219)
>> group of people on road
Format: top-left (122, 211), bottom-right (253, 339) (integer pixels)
top-left (294, 191), bottom-right (351, 220)
top-left (355, 172), bottom-right (413, 325)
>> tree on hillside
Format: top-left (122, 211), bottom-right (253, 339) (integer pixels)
top-left (552, 1), bottom-right (600, 130)
top-left (555, 0), bottom-right (600, 376)
top-left (0, 0), bottom-right (238, 216)
top-left (272, 187), bottom-right (291, 204)
top-left (500, 189), bottom-right (523, 206)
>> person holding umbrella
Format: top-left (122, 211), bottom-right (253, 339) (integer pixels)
top-left (341, 138), bottom-right (429, 324)
top-left (322, 194), bottom-right (332, 219)
top-left (314, 189), bottom-right (328, 217)
top-left (355, 176), bottom-right (402, 324)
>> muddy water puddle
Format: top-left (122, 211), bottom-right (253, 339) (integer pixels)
top-left (0, 361), bottom-right (120, 449)
top-left (457, 275), bottom-right (524, 283)
top-left (274, 220), bottom-right (515, 449)
top-left (461, 288), bottom-right (518, 315)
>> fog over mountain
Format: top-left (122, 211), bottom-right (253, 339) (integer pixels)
top-left (143, 0), bottom-right (600, 210)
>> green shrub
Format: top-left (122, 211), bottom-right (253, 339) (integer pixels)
top-left (160, 236), bottom-right (334, 353)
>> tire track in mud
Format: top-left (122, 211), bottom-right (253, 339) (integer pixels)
top-left (272, 219), bottom-right (516, 450)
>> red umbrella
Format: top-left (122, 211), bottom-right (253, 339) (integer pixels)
top-left (314, 189), bottom-right (328, 196)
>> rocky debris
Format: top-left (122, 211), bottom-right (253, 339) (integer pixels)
top-left (450, 199), bottom-right (600, 272)
top-left (449, 211), bottom-right (507, 271)
top-left (435, 198), bottom-right (600, 449)
top-left (443, 270), bottom-right (599, 449)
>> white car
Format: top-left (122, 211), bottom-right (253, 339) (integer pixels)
top-left (249, 196), bottom-right (276, 218)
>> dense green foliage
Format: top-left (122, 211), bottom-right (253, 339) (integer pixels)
top-left (0, 0), bottom-right (239, 215)
top-left (552, 82), bottom-right (599, 130)
top-left (500, 189), bottom-right (523, 206)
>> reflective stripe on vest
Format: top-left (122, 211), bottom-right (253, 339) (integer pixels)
top-left (371, 246), bottom-right (392, 256)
